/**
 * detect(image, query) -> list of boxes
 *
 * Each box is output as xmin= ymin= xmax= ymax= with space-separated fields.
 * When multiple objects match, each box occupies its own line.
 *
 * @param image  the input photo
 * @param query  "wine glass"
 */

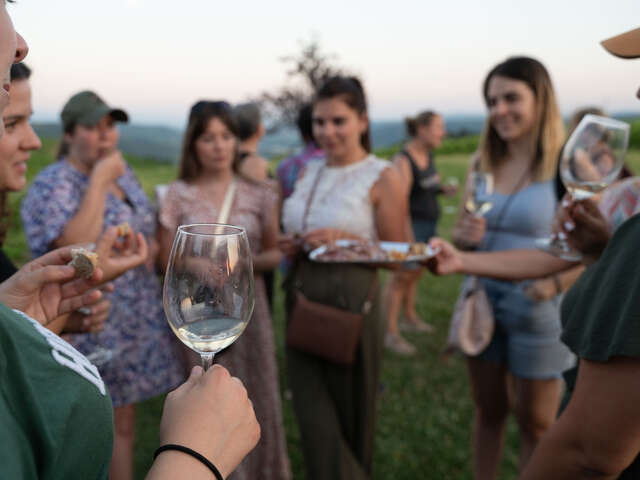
xmin=163 ymin=224 xmax=255 ymax=370
xmin=536 ymin=114 xmax=630 ymax=260
xmin=465 ymin=171 xmax=494 ymax=216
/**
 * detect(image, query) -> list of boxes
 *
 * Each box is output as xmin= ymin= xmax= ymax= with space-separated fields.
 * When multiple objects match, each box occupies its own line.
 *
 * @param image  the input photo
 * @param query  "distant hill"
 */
xmin=33 ymin=123 xmax=183 ymax=163
xmin=34 ymin=112 xmax=639 ymax=163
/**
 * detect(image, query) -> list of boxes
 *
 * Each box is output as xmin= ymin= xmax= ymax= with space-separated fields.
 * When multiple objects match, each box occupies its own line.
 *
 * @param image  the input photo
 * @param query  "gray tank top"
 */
xmin=480 ymin=180 xmax=557 ymax=253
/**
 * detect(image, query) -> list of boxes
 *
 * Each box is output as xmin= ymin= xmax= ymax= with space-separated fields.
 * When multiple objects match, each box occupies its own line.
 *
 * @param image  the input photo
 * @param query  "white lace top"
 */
xmin=282 ymin=155 xmax=390 ymax=241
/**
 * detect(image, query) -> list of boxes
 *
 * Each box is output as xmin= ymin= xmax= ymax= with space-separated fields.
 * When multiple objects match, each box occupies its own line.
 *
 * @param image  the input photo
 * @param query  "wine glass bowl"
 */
xmin=163 ymin=224 xmax=255 ymax=370
xmin=465 ymin=171 xmax=494 ymax=216
xmin=537 ymin=114 xmax=630 ymax=260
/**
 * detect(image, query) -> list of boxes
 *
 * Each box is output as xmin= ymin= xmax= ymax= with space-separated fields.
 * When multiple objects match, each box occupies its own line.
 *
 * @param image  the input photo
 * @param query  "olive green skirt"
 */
xmin=284 ymin=260 xmax=384 ymax=480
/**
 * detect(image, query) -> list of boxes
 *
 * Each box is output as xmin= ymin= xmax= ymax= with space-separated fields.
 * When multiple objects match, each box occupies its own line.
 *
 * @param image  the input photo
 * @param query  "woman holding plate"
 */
xmin=280 ymin=75 xmax=406 ymax=480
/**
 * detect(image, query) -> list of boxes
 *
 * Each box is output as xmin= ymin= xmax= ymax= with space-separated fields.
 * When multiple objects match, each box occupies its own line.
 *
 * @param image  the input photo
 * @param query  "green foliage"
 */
xmin=9 ymin=140 xmax=640 ymax=479
xmin=373 ymin=135 xmax=480 ymax=161
xmin=629 ymin=119 xmax=640 ymax=150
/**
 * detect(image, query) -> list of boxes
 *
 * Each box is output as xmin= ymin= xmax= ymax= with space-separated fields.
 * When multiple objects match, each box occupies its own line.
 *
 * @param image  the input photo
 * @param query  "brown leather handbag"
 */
xmin=284 ymin=164 xmax=378 ymax=365
xmin=286 ymin=280 xmax=377 ymax=365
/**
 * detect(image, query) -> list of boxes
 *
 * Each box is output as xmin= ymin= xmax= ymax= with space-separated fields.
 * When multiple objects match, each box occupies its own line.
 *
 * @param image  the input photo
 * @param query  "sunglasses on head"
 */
xmin=190 ymin=100 xmax=232 ymax=117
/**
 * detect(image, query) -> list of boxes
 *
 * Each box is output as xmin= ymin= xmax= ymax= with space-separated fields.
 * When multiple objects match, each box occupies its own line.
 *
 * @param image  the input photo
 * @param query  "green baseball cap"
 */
xmin=60 ymin=90 xmax=128 ymax=131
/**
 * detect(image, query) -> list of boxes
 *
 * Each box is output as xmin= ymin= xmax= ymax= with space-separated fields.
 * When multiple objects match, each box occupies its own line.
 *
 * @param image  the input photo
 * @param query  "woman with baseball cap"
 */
xmin=20 ymin=89 xmax=185 ymax=480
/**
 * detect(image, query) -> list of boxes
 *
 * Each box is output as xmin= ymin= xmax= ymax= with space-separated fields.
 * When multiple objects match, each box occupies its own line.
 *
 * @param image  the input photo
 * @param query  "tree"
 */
xmin=258 ymin=38 xmax=346 ymax=131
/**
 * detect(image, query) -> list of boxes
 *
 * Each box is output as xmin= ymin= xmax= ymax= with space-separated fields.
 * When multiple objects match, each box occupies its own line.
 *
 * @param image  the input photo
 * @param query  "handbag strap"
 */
xmin=302 ymin=165 xmax=325 ymax=231
xmin=217 ymin=177 xmax=237 ymax=224
xmin=480 ymin=165 xmax=531 ymax=252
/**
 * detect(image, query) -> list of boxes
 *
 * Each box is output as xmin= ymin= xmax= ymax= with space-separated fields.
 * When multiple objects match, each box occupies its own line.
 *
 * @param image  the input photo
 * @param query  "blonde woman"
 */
xmin=452 ymin=57 xmax=572 ymax=479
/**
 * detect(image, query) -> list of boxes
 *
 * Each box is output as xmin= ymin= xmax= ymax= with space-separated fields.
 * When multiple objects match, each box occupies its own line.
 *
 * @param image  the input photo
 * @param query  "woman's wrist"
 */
xmin=150 ymin=446 xmax=226 ymax=480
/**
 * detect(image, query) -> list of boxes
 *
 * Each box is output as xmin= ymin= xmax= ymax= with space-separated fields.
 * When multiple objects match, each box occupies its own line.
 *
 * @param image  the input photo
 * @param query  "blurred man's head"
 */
xmin=0 ymin=1 xmax=29 ymax=137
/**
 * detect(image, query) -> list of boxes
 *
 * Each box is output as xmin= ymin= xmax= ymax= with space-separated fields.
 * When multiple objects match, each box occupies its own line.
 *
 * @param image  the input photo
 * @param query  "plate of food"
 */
xmin=308 ymin=239 xmax=438 ymax=264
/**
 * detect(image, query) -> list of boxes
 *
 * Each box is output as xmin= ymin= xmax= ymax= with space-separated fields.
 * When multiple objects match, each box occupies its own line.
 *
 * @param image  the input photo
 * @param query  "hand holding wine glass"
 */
xmin=163 ymin=224 xmax=255 ymax=371
xmin=537 ymin=114 xmax=629 ymax=260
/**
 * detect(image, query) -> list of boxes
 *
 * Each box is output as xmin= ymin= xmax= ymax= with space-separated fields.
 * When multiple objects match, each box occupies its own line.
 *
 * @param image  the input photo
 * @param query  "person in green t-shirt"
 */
xmin=426 ymin=26 xmax=640 ymax=479
xmin=0 ymin=5 xmax=261 ymax=479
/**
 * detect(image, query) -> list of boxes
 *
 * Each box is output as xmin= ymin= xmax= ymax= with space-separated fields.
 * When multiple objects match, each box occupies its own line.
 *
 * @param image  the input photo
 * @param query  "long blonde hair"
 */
xmin=478 ymin=56 xmax=565 ymax=181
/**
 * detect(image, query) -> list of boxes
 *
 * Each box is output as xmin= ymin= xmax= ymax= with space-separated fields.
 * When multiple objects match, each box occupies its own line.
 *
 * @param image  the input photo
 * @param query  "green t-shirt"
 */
xmin=561 ymin=214 xmax=640 ymax=479
xmin=0 ymin=303 xmax=114 ymax=479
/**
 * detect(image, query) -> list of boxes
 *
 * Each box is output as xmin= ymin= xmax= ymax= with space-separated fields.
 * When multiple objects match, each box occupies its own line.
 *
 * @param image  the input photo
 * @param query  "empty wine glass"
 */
xmin=536 ymin=114 xmax=630 ymax=260
xmin=163 ymin=224 xmax=255 ymax=370
xmin=465 ymin=171 xmax=494 ymax=216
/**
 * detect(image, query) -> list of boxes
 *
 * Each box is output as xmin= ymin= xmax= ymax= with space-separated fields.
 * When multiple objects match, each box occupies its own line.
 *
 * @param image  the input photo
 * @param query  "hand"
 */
xmin=425 ymin=238 xmax=464 ymax=275
xmin=95 ymin=226 xmax=149 ymax=282
xmin=453 ymin=211 xmax=486 ymax=248
xmin=441 ymin=183 xmax=459 ymax=197
xmin=158 ymin=365 xmax=260 ymax=479
xmin=303 ymin=228 xmax=356 ymax=250
xmin=563 ymin=198 xmax=611 ymax=264
xmin=91 ymin=150 xmax=126 ymax=188
xmin=277 ymin=233 xmax=302 ymax=258
xmin=524 ymin=278 xmax=557 ymax=302
xmin=0 ymin=247 xmax=103 ymax=326
xmin=63 ymin=296 xmax=112 ymax=334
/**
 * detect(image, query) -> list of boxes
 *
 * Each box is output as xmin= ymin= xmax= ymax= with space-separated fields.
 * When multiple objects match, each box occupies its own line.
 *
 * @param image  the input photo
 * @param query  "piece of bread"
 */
xmin=116 ymin=222 xmax=131 ymax=237
xmin=69 ymin=248 xmax=99 ymax=279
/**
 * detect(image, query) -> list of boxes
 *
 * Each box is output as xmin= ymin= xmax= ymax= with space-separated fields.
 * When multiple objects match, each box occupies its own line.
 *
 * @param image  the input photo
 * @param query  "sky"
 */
xmin=8 ymin=0 xmax=640 ymax=127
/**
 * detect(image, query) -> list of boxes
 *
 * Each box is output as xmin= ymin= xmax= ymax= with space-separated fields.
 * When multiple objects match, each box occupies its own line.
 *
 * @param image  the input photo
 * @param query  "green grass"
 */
xmin=8 ymin=139 xmax=640 ymax=479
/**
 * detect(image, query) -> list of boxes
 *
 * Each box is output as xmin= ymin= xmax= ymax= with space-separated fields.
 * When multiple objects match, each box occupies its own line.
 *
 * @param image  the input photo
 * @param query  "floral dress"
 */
xmin=159 ymin=177 xmax=291 ymax=480
xmin=20 ymin=159 xmax=184 ymax=407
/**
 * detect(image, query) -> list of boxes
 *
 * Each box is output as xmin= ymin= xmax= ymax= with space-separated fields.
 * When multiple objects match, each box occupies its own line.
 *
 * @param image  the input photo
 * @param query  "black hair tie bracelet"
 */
xmin=154 ymin=444 xmax=224 ymax=480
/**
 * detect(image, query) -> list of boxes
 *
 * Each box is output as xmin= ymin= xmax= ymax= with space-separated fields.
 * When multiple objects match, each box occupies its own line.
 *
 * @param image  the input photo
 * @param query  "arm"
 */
xmin=53 ymin=151 xmax=126 ymax=247
xmin=427 ymin=238 xmax=575 ymax=280
xmin=145 ymin=365 xmax=260 ymax=480
xmin=521 ymin=357 xmax=640 ymax=479
xmin=372 ymin=166 xmax=409 ymax=242
xmin=525 ymin=265 xmax=586 ymax=301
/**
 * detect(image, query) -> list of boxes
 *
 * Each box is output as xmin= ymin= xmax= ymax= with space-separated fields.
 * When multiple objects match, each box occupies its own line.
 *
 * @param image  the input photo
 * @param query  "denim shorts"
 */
xmin=473 ymin=277 xmax=576 ymax=380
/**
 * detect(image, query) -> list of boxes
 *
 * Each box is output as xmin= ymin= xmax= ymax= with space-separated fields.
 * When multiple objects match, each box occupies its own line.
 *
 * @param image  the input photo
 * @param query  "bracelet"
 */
xmin=552 ymin=274 xmax=562 ymax=295
xmin=154 ymin=444 xmax=223 ymax=480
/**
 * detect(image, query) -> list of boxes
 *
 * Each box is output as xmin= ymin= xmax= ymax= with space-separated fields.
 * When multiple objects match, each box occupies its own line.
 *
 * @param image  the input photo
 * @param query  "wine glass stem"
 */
xmin=201 ymin=353 xmax=215 ymax=371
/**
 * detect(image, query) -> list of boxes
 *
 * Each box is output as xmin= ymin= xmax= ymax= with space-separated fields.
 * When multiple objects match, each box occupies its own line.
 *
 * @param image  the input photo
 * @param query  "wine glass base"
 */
xmin=535 ymin=238 xmax=583 ymax=262
xmin=86 ymin=347 xmax=114 ymax=367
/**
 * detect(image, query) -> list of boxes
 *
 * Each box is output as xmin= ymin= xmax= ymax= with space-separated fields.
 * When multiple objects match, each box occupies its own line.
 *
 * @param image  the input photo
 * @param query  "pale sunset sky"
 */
xmin=8 ymin=0 xmax=640 ymax=127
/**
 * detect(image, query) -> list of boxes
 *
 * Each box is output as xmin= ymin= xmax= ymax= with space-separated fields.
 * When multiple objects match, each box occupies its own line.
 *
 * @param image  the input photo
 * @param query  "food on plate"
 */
xmin=314 ymin=240 xmax=386 ymax=262
xmin=69 ymin=248 xmax=99 ymax=278
xmin=409 ymin=242 xmax=429 ymax=256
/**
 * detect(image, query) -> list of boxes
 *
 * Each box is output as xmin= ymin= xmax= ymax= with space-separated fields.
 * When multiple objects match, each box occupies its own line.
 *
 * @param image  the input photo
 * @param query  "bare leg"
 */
xmin=402 ymin=270 xmax=422 ymax=320
xmin=384 ymin=273 xmax=405 ymax=335
xmin=110 ymin=404 xmax=135 ymax=480
xmin=467 ymin=357 xmax=510 ymax=480
xmin=512 ymin=376 xmax=563 ymax=471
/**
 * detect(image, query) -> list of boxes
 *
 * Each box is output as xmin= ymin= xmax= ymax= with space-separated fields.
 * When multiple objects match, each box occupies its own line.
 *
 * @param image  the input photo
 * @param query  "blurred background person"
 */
xmin=451 ymin=56 xmax=572 ymax=479
xmin=20 ymin=90 xmax=184 ymax=480
xmin=384 ymin=110 xmax=456 ymax=355
xmin=276 ymin=103 xmax=324 ymax=201
xmin=280 ymin=75 xmax=406 ymax=480
xmin=157 ymin=100 xmax=290 ymax=480
xmin=233 ymin=101 xmax=277 ymax=311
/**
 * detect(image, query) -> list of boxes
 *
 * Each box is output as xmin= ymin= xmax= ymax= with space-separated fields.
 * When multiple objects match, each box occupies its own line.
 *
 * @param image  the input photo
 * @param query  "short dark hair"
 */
xmin=10 ymin=62 xmax=30 ymax=81
xmin=297 ymin=103 xmax=314 ymax=144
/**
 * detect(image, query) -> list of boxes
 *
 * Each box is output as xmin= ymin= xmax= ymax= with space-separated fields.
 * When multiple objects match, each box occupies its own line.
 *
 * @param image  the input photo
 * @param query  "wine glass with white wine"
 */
xmin=163 ymin=224 xmax=255 ymax=370
xmin=465 ymin=171 xmax=494 ymax=216
xmin=536 ymin=114 xmax=630 ymax=260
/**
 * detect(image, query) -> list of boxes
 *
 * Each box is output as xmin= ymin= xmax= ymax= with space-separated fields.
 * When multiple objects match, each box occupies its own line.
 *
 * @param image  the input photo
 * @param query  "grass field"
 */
xmin=8 ymin=140 xmax=640 ymax=479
